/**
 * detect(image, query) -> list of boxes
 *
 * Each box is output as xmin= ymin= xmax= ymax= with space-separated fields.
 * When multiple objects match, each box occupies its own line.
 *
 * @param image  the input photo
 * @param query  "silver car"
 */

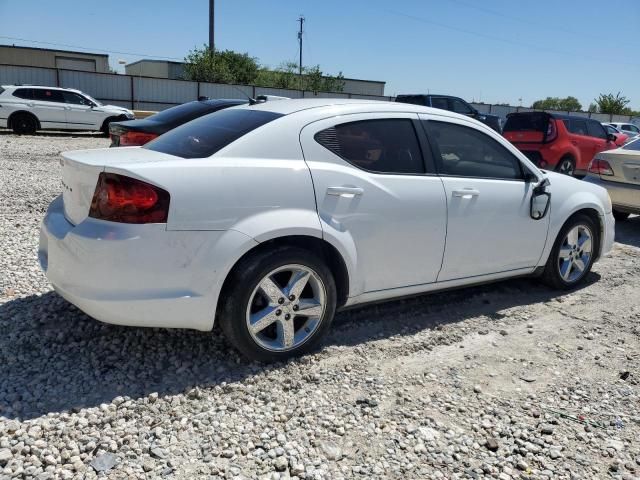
xmin=584 ymin=138 xmax=640 ymax=220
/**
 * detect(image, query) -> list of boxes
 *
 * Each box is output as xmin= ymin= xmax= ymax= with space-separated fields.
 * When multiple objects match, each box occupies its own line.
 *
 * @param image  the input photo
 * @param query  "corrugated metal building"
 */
xmin=0 ymin=45 xmax=110 ymax=73
xmin=126 ymin=59 xmax=385 ymax=96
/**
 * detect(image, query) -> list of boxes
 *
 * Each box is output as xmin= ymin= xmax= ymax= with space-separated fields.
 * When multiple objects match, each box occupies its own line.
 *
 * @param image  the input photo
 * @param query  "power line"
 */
xmin=0 ymin=36 xmax=184 ymax=61
xmin=383 ymin=9 xmax=640 ymax=70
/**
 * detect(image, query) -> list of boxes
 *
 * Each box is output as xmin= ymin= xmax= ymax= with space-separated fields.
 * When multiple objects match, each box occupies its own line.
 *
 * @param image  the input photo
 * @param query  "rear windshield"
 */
xmin=144 ymin=108 xmax=283 ymax=158
xmin=503 ymin=113 xmax=548 ymax=132
xmin=623 ymin=139 xmax=640 ymax=151
xmin=149 ymin=101 xmax=220 ymax=124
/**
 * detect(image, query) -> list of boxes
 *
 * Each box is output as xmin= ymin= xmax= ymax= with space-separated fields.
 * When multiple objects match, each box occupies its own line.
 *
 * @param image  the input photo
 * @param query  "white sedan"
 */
xmin=39 ymin=99 xmax=615 ymax=361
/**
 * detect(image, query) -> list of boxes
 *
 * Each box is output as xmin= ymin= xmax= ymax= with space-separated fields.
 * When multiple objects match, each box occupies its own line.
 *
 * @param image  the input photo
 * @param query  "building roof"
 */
xmin=0 ymin=44 xmax=109 ymax=58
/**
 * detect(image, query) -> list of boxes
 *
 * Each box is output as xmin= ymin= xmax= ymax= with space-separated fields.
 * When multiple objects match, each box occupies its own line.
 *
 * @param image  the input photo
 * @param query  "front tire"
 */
xmin=11 ymin=113 xmax=38 ymax=135
xmin=555 ymin=156 xmax=575 ymax=176
xmin=541 ymin=214 xmax=598 ymax=290
xmin=219 ymin=247 xmax=337 ymax=362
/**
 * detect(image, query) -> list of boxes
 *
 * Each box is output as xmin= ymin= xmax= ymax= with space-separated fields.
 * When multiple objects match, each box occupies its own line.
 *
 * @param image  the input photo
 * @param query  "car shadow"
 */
xmin=0 ymin=273 xmax=599 ymax=420
xmin=0 ymin=129 xmax=104 ymax=138
xmin=615 ymin=215 xmax=640 ymax=248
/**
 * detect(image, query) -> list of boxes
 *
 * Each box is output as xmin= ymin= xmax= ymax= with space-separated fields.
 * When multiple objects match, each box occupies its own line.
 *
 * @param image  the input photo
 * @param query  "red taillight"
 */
xmin=545 ymin=120 xmax=557 ymax=142
xmin=588 ymin=159 xmax=614 ymax=176
xmin=118 ymin=131 xmax=158 ymax=146
xmin=89 ymin=173 xmax=170 ymax=223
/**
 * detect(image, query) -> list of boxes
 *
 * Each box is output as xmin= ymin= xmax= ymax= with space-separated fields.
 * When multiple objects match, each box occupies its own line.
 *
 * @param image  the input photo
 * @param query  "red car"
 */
xmin=603 ymin=124 xmax=629 ymax=147
xmin=503 ymin=112 xmax=617 ymax=176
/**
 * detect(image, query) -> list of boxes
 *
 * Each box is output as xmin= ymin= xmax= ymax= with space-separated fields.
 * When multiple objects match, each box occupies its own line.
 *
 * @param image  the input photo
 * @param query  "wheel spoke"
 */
xmin=249 ymin=307 xmax=279 ymax=334
xmin=578 ymin=235 xmax=592 ymax=253
xmin=286 ymin=270 xmax=310 ymax=299
xmin=259 ymin=276 xmax=285 ymax=304
xmin=559 ymin=259 xmax=573 ymax=280
xmin=566 ymin=227 xmax=579 ymax=247
xmin=559 ymin=246 xmax=573 ymax=260
xmin=277 ymin=319 xmax=295 ymax=348
xmin=573 ymin=258 xmax=586 ymax=272
xmin=296 ymin=299 xmax=323 ymax=317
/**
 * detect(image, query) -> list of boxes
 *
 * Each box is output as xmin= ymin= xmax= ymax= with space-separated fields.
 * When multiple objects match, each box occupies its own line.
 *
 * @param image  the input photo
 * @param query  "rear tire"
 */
xmin=555 ymin=156 xmax=575 ymax=176
xmin=219 ymin=247 xmax=337 ymax=362
xmin=613 ymin=210 xmax=630 ymax=221
xmin=11 ymin=113 xmax=37 ymax=135
xmin=541 ymin=214 xmax=598 ymax=290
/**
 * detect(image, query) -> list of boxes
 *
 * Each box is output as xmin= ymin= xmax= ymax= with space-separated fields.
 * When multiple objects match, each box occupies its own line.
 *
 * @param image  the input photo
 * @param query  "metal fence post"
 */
xmin=130 ymin=75 xmax=134 ymax=110
xmin=55 ymin=68 xmax=60 ymax=87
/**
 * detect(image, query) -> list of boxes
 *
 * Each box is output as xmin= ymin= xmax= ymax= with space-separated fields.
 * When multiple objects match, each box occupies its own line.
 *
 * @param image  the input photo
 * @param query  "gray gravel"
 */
xmin=1 ymin=132 xmax=639 ymax=479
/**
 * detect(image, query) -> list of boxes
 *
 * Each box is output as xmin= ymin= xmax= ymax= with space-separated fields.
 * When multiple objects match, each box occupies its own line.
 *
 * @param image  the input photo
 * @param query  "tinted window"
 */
xmin=503 ymin=113 xmax=548 ymax=132
xmin=145 ymin=109 xmax=283 ymax=159
xmin=315 ymin=119 xmax=426 ymax=174
xmin=431 ymin=97 xmax=449 ymax=110
xmin=149 ymin=101 xmax=240 ymax=125
xmin=62 ymin=91 xmax=92 ymax=106
xmin=451 ymin=99 xmax=473 ymax=114
xmin=12 ymin=88 xmax=33 ymax=99
xmin=396 ymin=95 xmax=426 ymax=106
xmin=33 ymin=89 xmax=64 ymax=103
xmin=623 ymin=139 xmax=640 ymax=151
xmin=565 ymin=119 xmax=588 ymax=136
xmin=586 ymin=121 xmax=607 ymax=140
xmin=604 ymin=125 xmax=617 ymax=134
xmin=427 ymin=121 xmax=522 ymax=180
xmin=625 ymin=124 xmax=640 ymax=133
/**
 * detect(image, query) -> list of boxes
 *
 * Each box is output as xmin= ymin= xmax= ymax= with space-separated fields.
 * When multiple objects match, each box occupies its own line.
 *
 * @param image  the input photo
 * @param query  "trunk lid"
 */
xmin=60 ymin=147 xmax=177 ymax=225
xmin=597 ymin=149 xmax=640 ymax=185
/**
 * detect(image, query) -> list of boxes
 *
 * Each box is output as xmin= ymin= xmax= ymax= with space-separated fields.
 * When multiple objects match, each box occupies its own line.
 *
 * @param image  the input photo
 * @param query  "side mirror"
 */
xmin=607 ymin=133 xmax=617 ymax=142
xmin=530 ymin=178 xmax=551 ymax=220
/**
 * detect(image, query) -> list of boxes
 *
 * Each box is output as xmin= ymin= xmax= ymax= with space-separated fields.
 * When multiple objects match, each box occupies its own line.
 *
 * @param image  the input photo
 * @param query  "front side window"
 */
xmin=586 ymin=121 xmax=607 ymax=140
xmin=426 ymin=121 xmax=522 ymax=180
xmin=430 ymin=97 xmax=449 ymax=110
xmin=314 ymin=119 xmax=426 ymax=174
xmin=33 ymin=89 xmax=64 ymax=103
xmin=62 ymin=91 xmax=92 ymax=106
xmin=624 ymin=124 xmax=640 ymax=133
xmin=451 ymin=99 xmax=473 ymax=115
xmin=145 ymin=108 xmax=283 ymax=159
xmin=604 ymin=125 xmax=617 ymax=134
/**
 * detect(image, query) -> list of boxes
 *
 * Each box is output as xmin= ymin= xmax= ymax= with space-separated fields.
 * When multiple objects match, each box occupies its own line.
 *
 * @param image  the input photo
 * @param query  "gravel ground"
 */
xmin=0 ymin=132 xmax=639 ymax=480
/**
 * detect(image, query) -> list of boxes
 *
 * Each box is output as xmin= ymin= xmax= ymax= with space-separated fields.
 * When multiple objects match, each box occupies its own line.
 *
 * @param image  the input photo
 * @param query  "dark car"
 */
xmin=395 ymin=94 xmax=502 ymax=132
xmin=109 ymin=99 xmax=247 ymax=147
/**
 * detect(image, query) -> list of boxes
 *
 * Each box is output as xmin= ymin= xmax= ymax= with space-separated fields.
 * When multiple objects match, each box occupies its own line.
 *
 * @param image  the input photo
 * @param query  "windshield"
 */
xmin=144 ymin=108 xmax=283 ymax=159
xmin=148 ymin=101 xmax=220 ymax=124
xmin=623 ymin=138 xmax=640 ymax=151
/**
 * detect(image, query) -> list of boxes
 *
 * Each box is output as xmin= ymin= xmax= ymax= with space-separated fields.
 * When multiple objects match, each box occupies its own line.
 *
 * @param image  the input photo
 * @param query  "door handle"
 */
xmin=327 ymin=186 xmax=364 ymax=197
xmin=452 ymin=188 xmax=480 ymax=198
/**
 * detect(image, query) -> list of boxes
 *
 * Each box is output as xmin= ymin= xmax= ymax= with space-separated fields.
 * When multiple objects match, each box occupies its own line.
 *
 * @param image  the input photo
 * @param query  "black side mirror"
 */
xmin=531 ymin=178 xmax=551 ymax=220
xmin=607 ymin=133 xmax=617 ymax=142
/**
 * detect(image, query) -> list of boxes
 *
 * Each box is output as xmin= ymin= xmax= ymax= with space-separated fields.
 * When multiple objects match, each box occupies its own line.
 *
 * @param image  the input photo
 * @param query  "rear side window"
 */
xmin=314 ymin=119 xmax=426 ymax=174
xmin=430 ymin=97 xmax=449 ymax=110
xmin=395 ymin=95 xmax=426 ymax=106
xmin=426 ymin=121 xmax=522 ymax=180
xmin=503 ymin=113 xmax=548 ymax=132
xmin=33 ymin=89 xmax=64 ymax=103
xmin=12 ymin=88 xmax=33 ymax=99
xmin=586 ymin=121 xmax=607 ymax=140
xmin=564 ymin=119 xmax=588 ymax=136
xmin=145 ymin=108 xmax=283 ymax=159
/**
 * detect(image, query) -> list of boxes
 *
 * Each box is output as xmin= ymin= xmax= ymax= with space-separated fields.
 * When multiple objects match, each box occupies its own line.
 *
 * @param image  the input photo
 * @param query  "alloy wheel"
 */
xmin=246 ymin=264 xmax=326 ymax=352
xmin=557 ymin=224 xmax=593 ymax=283
xmin=558 ymin=159 xmax=574 ymax=176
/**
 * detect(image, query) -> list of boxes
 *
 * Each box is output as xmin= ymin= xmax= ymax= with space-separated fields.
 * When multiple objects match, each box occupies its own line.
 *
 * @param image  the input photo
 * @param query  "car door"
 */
xmin=300 ymin=113 xmax=447 ymax=295
xmin=31 ymin=88 xmax=67 ymax=128
xmin=586 ymin=120 xmax=615 ymax=167
xmin=564 ymin=118 xmax=593 ymax=168
xmin=420 ymin=115 xmax=549 ymax=281
xmin=61 ymin=91 xmax=99 ymax=130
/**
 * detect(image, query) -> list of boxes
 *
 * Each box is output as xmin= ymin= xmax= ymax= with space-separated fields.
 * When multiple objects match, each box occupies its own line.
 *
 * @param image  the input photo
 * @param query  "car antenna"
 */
xmin=224 ymin=84 xmax=258 ymax=105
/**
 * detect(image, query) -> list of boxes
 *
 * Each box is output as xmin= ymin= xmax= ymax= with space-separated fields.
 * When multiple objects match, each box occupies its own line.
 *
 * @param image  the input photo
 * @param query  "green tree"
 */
xmin=594 ymin=92 xmax=630 ymax=115
xmin=183 ymin=46 xmax=258 ymax=84
xmin=532 ymin=96 xmax=581 ymax=112
xmin=255 ymin=61 xmax=345 ymax=93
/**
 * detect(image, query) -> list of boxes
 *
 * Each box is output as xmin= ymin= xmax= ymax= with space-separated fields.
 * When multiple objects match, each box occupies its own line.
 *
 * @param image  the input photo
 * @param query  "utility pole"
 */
xmin=298 ymin=15 xmax=305 ymax=90
xmin=209 ymin=0 xmax=215 ymax=53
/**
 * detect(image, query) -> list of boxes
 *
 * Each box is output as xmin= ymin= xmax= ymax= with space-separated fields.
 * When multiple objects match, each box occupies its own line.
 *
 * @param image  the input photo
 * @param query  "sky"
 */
xmin=0 ymin=0 xmax=638 ymax=110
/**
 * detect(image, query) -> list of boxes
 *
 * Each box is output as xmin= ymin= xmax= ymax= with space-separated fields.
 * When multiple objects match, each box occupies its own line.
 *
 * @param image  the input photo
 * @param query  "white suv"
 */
xmin=0 ymin=85 xmax=134 ymax=135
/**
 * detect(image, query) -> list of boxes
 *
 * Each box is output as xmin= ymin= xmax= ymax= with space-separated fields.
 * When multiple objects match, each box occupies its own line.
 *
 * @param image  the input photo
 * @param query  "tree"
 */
xmin=531 ymin=96 xmax=581 ymax=112
xmin=255 ymin=62 xmax=345 ymax=93
xmin=594 ymin=92 xmax=630 ymax=115
xmin=183 ymin=45 xmax=259 ymax=84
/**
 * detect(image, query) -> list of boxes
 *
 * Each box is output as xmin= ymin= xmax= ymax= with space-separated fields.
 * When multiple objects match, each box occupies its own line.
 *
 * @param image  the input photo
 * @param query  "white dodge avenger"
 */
xmin=39 ymin=99 xmax=615 ymax=361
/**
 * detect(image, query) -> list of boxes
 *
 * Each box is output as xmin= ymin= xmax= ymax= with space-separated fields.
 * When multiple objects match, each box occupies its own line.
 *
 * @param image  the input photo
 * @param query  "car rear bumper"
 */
xmin=583 ymin=175 xmax=640 ymax=214
xmin=38 ymin=195 xmax=246 ymax=331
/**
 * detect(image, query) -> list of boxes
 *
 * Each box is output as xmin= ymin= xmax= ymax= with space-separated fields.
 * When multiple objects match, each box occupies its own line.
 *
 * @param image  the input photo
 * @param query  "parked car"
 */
xmin=602 ymin=124 xmax=629 ymax=146
xmin=503 ymin=112 xmax=617 ymax=176
xmin=109 ymin=99 xmax=247 ymax=147
xmin=0 ymin=85 xmax=134 ymax=135
xmin=584 ymin=138 xmax=640 ymax=221
xmin=395 ymin=94 xmax=502 ymax=132
xmin=39 ymin=99 xmax=614 ymax=361
xmin=609 ymin=122 xmax=640 ymax=141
